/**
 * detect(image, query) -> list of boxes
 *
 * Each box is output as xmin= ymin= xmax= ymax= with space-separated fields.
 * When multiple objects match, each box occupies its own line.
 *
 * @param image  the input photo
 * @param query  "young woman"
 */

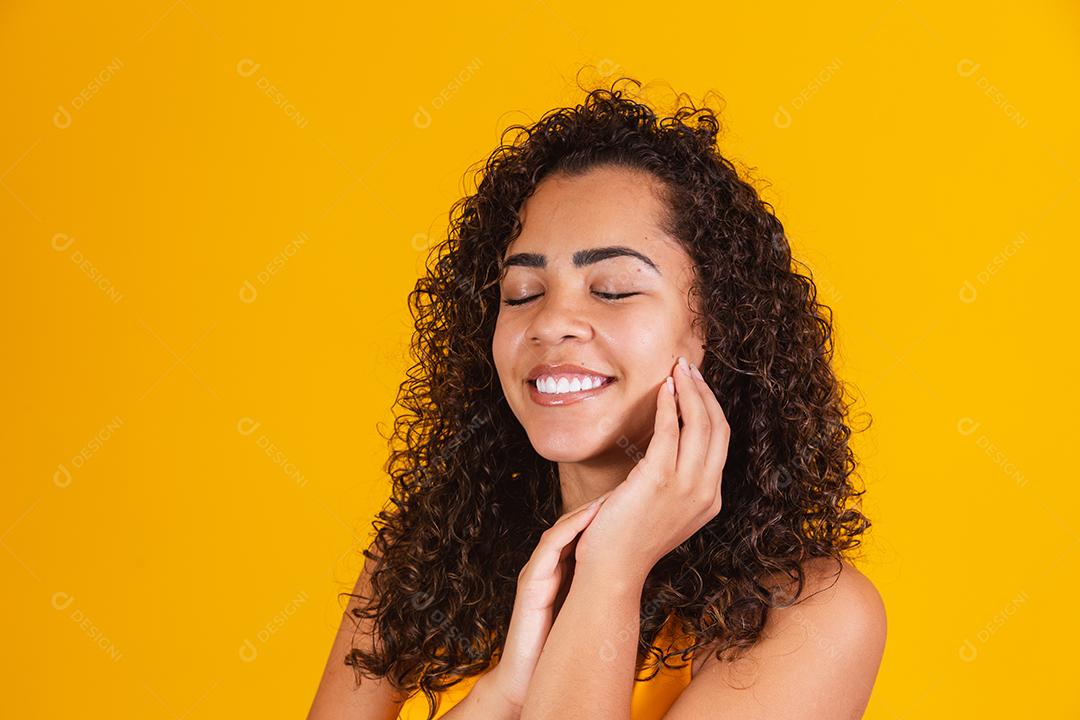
xmin=308 ymin=76 xmax=887 ymax=720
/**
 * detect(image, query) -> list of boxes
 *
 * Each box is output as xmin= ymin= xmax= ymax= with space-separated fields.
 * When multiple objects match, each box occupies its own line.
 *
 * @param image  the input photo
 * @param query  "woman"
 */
xmin=308 ymin=75 xmax=886 ymax=720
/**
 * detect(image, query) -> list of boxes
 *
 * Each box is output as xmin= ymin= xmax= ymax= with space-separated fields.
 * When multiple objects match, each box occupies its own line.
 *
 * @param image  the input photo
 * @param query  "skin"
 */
xmin=485 ymin=164 xmax=716 ymax=716
xmin=491 ymin=164 xmax=708 ymax=517
xmin=517 ymin=344 xmax=731 ymax=720
xmin=309 ymin=163 xmax=886 ymax=719
xmin=488 ymin=164 xmax=885 ymax=719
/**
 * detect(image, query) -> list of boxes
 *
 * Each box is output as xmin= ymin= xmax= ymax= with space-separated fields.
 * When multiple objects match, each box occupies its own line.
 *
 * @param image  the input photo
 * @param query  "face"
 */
xmin=491 ymin=164 xmax=707 ymax=464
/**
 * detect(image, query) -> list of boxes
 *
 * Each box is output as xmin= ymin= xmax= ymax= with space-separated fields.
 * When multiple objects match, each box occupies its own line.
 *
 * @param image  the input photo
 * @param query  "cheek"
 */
xmin=491 ymin=325 xmax=507 ymax=369
xmin=612 ymin=308 xmax=675 ymax=348
xmin=649 ymin=300 xmax=700 ymax=345
xmin=491 ymin=321 xmax=518 ymax=382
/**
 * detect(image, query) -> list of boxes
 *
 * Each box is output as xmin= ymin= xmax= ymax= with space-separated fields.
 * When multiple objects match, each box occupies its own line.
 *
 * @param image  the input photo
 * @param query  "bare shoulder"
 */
xmin=691 ymin=558 xmax=887 ymax=678
xmin=667 ymin=558 xmax=886 ymax=718
xmin=307 ymin=551 xmax=408 ymax=720
xmin=772 ymin=557 xmax=886 ymax=625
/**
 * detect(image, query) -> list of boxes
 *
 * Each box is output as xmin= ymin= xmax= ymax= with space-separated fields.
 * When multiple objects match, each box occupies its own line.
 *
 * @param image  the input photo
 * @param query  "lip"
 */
xmin=527 ymin=375 xmax=617 ymax=407
xmin=526 ymin=363 xmax=615 ymax=382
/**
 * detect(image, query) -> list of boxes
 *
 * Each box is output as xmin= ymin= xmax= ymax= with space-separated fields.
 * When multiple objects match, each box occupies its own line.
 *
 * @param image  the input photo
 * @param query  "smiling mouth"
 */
xmin=526 ymin=376 xmax=617 ymax=406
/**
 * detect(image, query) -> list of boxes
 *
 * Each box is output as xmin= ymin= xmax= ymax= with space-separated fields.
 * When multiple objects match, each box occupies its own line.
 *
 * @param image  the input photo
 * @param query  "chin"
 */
xmin=524 ymin=421 xmax=625 ymax=463
xmin=525 ymin=431 xmax=600 ymax=462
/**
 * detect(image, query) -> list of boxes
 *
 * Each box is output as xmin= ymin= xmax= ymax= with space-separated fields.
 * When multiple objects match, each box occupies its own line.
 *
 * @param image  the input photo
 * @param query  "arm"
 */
xmin=515 ymin=362 xmax=725 ymax=719
xmin=519 ymin=557 xmax=886 ymax=720
xmin=519 ymin=561 xmax=646 ymax=720
xmin=310 ymin=491 xmax=603 ymax=720
xmin=439 ymin=670 xmax=522 ymax=720
xmin=306 ymin=553 xmax=406 ymax=720
xmin=306 ymin=550 xmax=525 ymax=720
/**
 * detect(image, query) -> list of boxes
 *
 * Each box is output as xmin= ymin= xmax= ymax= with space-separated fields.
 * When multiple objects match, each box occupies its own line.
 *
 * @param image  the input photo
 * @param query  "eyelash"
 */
xmin=502 ymin=291 xmax=639 ymax=306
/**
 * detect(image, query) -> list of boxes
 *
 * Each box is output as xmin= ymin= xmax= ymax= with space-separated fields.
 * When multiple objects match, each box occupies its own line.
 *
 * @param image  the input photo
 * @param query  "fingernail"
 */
xmin=678 ymin=356 xmax=691 ymax=375
xmin=690 ymin=363 xmax=703 ymax=380
xmin=665 ymin=376 xmax=675 ymax=394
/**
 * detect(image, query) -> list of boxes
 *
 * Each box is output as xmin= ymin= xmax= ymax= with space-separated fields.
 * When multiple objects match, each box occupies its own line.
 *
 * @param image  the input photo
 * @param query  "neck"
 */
xmin=556 ymin=446 xmax=639 ymax=515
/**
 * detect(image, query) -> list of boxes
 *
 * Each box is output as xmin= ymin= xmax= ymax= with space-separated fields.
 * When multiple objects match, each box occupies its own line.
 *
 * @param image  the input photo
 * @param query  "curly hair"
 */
xmin=341 ymin=71 xmax=872 ymax=719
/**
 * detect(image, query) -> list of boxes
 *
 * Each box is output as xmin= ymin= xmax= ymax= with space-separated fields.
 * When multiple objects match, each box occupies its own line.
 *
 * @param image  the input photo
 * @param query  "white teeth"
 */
xmin=534 ymin=375 xmax=609 ymax=395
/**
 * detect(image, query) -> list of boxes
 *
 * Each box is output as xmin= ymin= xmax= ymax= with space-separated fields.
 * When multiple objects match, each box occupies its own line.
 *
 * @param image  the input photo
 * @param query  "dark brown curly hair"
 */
xmin=342 ymin=72 xmax=872 ymax=719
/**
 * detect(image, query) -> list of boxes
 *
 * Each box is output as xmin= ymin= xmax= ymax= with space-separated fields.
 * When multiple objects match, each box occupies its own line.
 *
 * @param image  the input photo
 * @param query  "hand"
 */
xmin=487 ymin=491 xmax=612 ymax=710
xmin=574 ymin=356 xmax=731 ymax=581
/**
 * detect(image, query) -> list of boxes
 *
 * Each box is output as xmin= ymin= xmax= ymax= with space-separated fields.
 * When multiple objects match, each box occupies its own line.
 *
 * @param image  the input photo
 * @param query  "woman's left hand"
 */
xmin=574 ymin=356 xmax=731 ymax=582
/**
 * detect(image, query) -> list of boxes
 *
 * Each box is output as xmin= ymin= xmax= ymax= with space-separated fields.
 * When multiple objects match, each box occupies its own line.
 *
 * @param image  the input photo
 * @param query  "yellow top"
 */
xmin=396 ymin=614 xmax=694 ymax=720
xmin=629 ymin=614 xmax=696 ymax=720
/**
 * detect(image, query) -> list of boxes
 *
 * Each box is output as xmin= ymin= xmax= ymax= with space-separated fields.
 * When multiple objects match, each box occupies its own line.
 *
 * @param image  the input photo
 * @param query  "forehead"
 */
xmin=503 ymin=165 xmax=689 ymax=272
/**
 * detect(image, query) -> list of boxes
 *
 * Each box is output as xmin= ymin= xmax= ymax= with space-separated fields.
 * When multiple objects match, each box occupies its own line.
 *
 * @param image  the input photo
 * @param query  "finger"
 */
xmin=557 ymin=534 xmax=579 ymax=563
xmin=689 ymin=362 xmax=731 ymax=491
xmin=639 ymin=374 xmax=679 ymax=482
xmin=554 ymin=489 xmax=612 ymax=523
xmin=555 ymin=509 xmax=596 ymax=562
xmin=532 ymin=500 xmax=603 ymax=576
xmin=673 ymin=357 xmax=710 ymax=480
xmin=553 ymin=557 xmax=575 ymax=616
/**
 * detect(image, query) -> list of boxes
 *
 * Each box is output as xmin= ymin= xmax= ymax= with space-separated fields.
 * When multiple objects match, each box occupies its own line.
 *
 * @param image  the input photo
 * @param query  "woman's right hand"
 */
xmin=485 ymin=492 xmax=611 ymax=712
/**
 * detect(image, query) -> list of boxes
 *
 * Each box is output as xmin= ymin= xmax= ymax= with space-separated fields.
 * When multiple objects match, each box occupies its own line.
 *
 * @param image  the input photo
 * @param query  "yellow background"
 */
xmin=3 ymin=1 xmax=1077 ymax=717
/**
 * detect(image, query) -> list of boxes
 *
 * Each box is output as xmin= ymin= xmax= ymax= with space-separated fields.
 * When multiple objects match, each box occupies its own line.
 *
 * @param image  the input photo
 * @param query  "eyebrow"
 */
xmin=499 ymin=245 xmax=662 ymax=276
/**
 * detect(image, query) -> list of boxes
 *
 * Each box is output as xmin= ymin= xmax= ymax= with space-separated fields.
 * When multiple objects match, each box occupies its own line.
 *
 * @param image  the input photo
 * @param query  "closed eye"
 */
xmin=502 ymin=291 xmax=640 ymax=306
xmin=594 ymin=291 xmax=639 ymax=302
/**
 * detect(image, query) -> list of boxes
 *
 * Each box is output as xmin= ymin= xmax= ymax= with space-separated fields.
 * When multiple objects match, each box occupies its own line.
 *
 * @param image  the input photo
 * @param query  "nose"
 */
xmin=525 ymin=287 xmax=594 ymax=347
